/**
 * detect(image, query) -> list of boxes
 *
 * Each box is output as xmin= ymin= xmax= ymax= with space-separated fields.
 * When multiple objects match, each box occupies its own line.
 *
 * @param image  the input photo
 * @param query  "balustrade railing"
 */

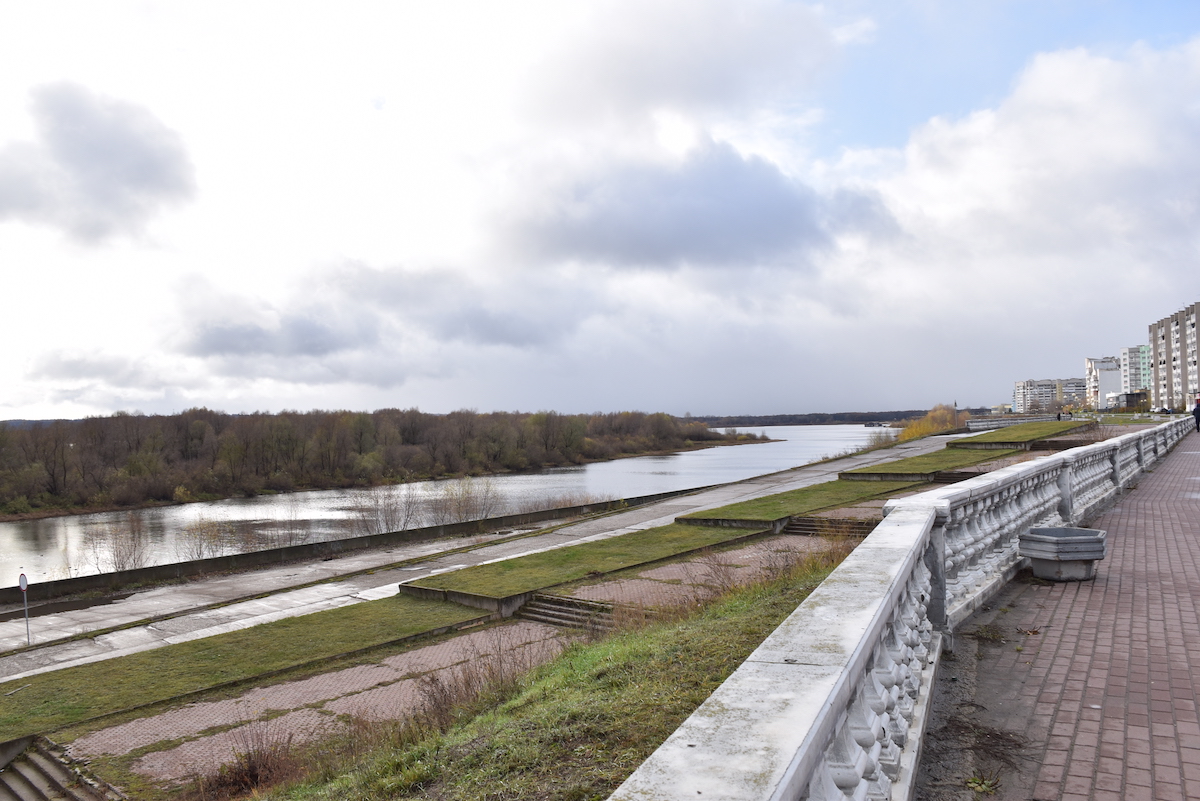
xmin=610 ymin=417 xmax=1194 ymax=801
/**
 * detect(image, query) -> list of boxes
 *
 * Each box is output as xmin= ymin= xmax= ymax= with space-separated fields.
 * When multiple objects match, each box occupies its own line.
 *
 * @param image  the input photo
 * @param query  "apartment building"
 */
xmin=1085 ymin=357 xmax=1122 ymax=410
xmin=1119 ymin=345 xmax=1152 ymax=394
xmin=1149 ymin=303 xmax=1200 ymax=409
xmin=1013 ymin=377 xmax=1086 ymax=413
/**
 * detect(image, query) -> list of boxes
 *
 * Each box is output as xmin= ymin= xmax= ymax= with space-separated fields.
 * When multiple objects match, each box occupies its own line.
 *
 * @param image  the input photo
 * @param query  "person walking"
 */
xmin=1193 ymin=397 xmax=1200 ymax=433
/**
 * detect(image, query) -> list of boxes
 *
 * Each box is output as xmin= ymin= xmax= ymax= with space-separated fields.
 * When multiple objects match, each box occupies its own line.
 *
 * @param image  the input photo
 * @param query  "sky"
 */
xmin=3 ymin=0 xmax=1200 ymax=419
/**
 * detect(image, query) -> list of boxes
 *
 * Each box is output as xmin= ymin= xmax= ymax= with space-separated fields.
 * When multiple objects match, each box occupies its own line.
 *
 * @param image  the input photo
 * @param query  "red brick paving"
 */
xmin=963 ymin=431 xmax=1200 ymax=801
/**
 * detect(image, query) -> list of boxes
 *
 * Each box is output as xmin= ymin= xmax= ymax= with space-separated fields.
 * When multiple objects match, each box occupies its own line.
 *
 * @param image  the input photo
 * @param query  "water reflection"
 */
xmin=0 ymin=425 xmax=885 ymax=586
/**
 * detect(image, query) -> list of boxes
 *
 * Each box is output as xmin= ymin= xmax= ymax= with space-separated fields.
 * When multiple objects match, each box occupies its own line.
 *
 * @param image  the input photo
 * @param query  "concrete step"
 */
xmin=0 ymin=775 xmax=23 ymax=801
xmin=783 ymin=517 xmax=878 ymax=538
xmin=4 ymin=758 xmax=66 ymax=801
xmin=516 ymin=594 xmax=615 ymax=631
xmin=0 ymin=740 xmax=120 ymax=801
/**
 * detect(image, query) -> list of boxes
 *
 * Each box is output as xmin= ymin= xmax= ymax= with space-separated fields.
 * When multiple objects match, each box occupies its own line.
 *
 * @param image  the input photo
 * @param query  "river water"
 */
xmin=0 ymin=425 xmax=888 ymax=587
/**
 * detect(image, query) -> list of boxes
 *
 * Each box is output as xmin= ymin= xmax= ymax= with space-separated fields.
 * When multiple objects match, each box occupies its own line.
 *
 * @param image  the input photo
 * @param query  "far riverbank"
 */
xmin=0 ymin=426 xmax=882 ymax=583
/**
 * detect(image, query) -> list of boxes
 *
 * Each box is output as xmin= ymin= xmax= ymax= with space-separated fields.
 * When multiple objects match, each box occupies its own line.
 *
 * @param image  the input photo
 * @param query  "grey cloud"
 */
xmin=0 ymin=83 xmax=194 ymax=241
xmin=338 ymin=265 xmax=600 ymax=347
xmin=182 ymin=310 xmax=379 ymax=358
xmin=823 ymin=188 xmax=901 ymax=240
xmin=171 ymin=262 xmax=608 ymax=390
xmin=502 ymin=142 xmax=894 ymax=267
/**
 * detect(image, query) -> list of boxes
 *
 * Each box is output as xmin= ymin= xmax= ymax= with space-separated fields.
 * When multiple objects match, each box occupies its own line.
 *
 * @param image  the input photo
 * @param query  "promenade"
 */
xmin=918 ymin=429 xmax=1200 ymax=801
xmin=0 ymin=433 xmax=956 ymax=681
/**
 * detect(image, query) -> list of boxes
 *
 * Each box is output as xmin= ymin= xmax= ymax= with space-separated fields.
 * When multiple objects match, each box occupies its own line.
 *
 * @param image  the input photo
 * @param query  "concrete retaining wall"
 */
xmin=398 ymin=527 xmax=776 ymax=618
xmin=965 ymin=415 xmax=1058 ymax=431
xmin=0 ymin=736 xmax=31 ymax=771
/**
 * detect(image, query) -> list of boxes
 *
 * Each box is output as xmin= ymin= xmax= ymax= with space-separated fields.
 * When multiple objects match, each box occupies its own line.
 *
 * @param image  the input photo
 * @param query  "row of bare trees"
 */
xmin=0 ymin=408 xmax=744 ymax=515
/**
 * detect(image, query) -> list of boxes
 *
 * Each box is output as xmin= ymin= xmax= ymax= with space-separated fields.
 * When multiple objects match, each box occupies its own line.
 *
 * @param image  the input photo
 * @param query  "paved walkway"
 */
xmin=917 ymin=430 xmax=1200 ymax=801
xmin=64 ymin=535 xmax=825 ymax=786
xmin=0 ymin=434 xmax=957 ymax=682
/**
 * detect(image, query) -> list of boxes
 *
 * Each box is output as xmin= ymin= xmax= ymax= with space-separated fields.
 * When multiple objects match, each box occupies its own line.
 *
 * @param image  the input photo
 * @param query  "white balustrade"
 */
xmin=610 ymin=418 xmax=1193 ymax=801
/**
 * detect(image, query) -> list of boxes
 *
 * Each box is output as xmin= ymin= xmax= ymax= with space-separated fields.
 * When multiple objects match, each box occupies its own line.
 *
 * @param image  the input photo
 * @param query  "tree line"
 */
xmin=0 ymin=408 xmax=754 ymax=515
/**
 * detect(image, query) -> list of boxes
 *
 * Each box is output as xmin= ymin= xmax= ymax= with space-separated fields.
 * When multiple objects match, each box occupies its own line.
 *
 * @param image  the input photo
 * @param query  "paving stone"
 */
xmin=929 ymin=431 xmax=1200 ymax=801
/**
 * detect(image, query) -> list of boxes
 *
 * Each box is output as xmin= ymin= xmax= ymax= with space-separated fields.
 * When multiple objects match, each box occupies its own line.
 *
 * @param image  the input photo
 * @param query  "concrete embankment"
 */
xmin=0 ymin=433 xmax=959 ymax=681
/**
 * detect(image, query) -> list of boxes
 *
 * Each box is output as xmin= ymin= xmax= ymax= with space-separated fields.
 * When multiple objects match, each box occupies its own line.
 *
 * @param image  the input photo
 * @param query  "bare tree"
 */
xmin=350 ymin=483 xmax=422 ymax=536
xmin=175 ymin=515 xmax=232 ymax=561
xmin=82 ymin=511 xmax=152 ymax=572
xmin=427 ymin=477 xmax=505 ymax=526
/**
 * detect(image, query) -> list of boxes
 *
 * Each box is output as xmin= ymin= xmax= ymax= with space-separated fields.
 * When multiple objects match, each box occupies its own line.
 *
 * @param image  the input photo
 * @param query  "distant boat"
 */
xmin=864 ymin=422 xmax=882 ymax=427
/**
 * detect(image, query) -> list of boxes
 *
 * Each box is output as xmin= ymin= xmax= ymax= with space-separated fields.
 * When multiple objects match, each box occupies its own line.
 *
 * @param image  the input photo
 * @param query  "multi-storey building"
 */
xmin=1149 ymin=303 xmax=1200 ymax=409
xmin=1013 ymin=378 xmax=1086 ymax=413
xmin=1119 ymin=345 xmax=1152 ymax=394
xmin=1085 ymin=357 xmax=1122 ymax=410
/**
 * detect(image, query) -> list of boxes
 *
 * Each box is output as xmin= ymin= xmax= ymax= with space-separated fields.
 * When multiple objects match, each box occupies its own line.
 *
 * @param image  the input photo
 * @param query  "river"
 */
xmin=0 ymin=425 xmax=889 ymax=587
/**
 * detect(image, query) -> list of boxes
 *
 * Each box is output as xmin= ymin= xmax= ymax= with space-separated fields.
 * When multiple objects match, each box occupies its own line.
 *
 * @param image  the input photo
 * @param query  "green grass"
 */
xmin=0 ymin=596 xmax=482 ymax=741
xmin=678 ymin=479 xmax=925 ymax=522
xmin=410 ymin=523 xmax=762 ymax=598
xmin=843 ymin=448 xmax=1019 ymax=475
xmin=266 ymin=550 xmax=848 ymax=801
xmin=950 ymin=421 xmax=1088 ymax=444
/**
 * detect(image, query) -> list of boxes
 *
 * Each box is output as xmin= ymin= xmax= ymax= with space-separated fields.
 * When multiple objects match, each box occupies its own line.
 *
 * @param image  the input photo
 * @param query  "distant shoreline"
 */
xmin=695 ymin=410 xmax=987 ymax=427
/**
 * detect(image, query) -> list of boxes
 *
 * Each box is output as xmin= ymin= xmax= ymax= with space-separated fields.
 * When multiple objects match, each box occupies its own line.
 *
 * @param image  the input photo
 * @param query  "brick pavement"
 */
xmin=919 ymin=431 xmax=1200 ymax=801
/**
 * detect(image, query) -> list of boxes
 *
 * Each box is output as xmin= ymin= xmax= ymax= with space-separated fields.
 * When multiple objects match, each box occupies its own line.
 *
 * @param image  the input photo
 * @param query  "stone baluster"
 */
xmin=806 ymin=760 xmax=868 ymax=801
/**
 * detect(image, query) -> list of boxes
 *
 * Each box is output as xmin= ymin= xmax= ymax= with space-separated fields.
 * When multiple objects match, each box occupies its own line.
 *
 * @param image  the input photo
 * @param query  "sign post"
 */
xmin=18 ymin=573 xmax=29 ymax=646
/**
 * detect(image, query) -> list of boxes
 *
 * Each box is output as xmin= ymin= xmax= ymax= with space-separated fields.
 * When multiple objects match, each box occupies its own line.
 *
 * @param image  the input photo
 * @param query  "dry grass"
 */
xmin=183 ymin=713 xmax=303 ymax=800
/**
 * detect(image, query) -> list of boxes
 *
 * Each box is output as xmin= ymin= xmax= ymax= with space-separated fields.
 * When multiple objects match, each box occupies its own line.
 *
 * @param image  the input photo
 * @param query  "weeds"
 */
xmin=185 ymin=711 xmax=303 ymax=800
xmin=968 ymin=624 xmax=1005 ymax=643
xmin=966 ymin=770 xmax=1001 ymax=794
xmin=412 ymin=631 xmax=561 ymax=732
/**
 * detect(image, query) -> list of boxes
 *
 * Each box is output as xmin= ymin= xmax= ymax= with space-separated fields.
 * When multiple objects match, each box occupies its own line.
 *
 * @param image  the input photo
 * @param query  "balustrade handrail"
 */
xmin=609 ymin=418 xmax=1194 ymax=801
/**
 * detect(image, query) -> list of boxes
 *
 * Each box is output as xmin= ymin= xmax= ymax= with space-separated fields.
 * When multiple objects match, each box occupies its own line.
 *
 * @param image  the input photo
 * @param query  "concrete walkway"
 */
xmin=0 ymin=434 xmax=958 ymax=682
xmin=917 ymin=430 xmax=1200 ymax=801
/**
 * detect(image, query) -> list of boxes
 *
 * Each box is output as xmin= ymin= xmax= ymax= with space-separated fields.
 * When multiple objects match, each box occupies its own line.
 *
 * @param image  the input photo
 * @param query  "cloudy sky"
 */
xmin=3 ymin=0 xmax=1200 ymax=419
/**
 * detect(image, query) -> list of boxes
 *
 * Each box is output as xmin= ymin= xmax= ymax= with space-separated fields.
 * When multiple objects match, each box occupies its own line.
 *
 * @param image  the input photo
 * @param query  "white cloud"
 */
xmin=530 ymin=0 xmax=834 ymax=128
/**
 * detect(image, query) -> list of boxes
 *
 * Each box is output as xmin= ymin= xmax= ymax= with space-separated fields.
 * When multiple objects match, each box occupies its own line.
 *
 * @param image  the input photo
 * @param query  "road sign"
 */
xmin=18 ymin=573 xmax=29 ymax=645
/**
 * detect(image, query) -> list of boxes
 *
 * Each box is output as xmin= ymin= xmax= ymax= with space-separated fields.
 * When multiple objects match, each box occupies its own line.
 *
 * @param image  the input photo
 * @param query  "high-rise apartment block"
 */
xmin=1013 ymin=378 xmax=1085 ymax=413
xmin=1119 ymin=345 xmax=1152 ymax=394
xmin=1149 ymin=303 xmax=1200 ymax=409
xmin=1085 ymin=356 xmax=1122 ymax=409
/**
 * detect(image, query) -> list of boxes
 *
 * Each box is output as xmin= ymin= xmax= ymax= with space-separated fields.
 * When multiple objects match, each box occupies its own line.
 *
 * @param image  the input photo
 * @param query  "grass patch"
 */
xmin=259 ymin=545 xmax=851 ymax=801
xmin=410 ymin=523 xmax=762 ymax=598
xmin=679 ymin=479 xmax=925 ymax=522
xmin=0 ymin=596 xmax=481 ymax=741
xmin=949 ymin=421 xmax=1088 ymax=445
xmin=843 ymin=448 xmax=1018 ymax=475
